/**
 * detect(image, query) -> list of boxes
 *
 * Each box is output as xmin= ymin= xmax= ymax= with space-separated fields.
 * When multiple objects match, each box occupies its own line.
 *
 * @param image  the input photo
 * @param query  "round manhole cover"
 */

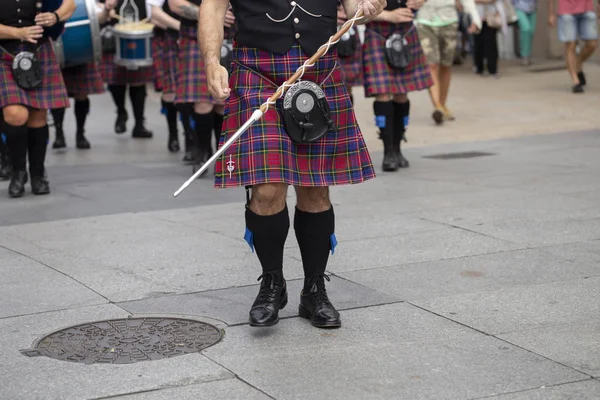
xmin=32 ymin=317 xmax=223 ymax=365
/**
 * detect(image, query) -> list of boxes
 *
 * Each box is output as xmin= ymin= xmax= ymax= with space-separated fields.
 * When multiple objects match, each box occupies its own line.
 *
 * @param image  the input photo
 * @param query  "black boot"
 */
xmin=373 ymin=101 xmax=398 ymax=172
xmin=28 ymin=126 xmax=50 ymax=195
xmin=212 ymin=112 xmax=224 ymax=154
xmin=130 ymin=85 xmax=153 ymax=138
xmin=4 ymin=121 xmax=28 ymax=198
xmin=108 ymin=85 xmax=127 ymax=134
xmin=178 ymin=104 xmax=195 ymax=163
xmin=0 ymin=135 xmax=12 ymax=181
xmin=245 ymin=205 xmax=290 ymax=327
xmin=50 ymin=108 xmax=66 ymax=149
xmin=393 ymin=100 xmax=410 ymax=168
xmin=192 ymin=111 xmax=214 ymax=176
xmin=294 ymin=207 xmax=341 ymax=328
xmin=162 ymin=100 xmax=180 ymax=152
xmin=74 ymin=99 xmax=91 ymax=149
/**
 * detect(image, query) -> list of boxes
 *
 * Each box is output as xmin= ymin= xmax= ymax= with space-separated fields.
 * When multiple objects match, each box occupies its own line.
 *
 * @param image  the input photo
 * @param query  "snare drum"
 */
xmin=113 ymin=22 xmax=154 ymax=70
xmin=52 ymin=0 xmax=101 ymax=69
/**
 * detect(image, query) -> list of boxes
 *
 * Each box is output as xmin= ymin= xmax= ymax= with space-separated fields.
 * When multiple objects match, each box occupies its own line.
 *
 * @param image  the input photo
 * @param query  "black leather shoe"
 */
xmin=382 ymin=152 xmax=398 ymax=172
xmin=8 ymin=170 xmax=27 ymax=198
xmin=249 ymin=272 xmax=288 ymax=327
xmin=132 ymin=126 xmax=153 ymax=139
xmin=0 ymin=155 xmax=11 ymax=181
xmin=168 ymin=139 xmax=180 ymax=153
xmin=299 ymin=274 xmax=341 ymax=329
xmin=52 ymin=125 xmax=66 ymax=149
xmin=115 ymin=112 xmax=127 ymax=134
xmin=31 ymin=175 xmax=50 ymax=195
xmin=76 ymin=133 xmax=91 ymax=150
xmin=394 ymin=131 xmax=410 ymax=168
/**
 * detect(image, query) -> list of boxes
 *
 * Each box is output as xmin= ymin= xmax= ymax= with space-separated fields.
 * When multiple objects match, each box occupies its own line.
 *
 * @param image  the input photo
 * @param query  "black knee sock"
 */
xmin=50 ymin=108 xmax=65 ymax=128
xmin=178 ymin=104 xmax=194 ymax=151
xmin=162 ymin=100 xmax=178 ymax=140
xmin=74 ymin=99 xmax=90 ymax=135
xmin=294 ymin=206 xmax=336 ymax=293
xmin=392 ymin=100 xmax=409 ymax=142
xmin=193 ymin=111 xmax=214 ymax=154
xmin=212 ymin=112 xmax=224 ymax=152
xmin=108 ymin=85 xmax=127 ymax=115
xmin=27 ymin=125 xmax=49 ymax=177
xmin=245 ymin=205 xmax=290 ymax=284
xmin=373 ymin=100 xmax=395 ymax=150
xmin=129 ymin=85 xmax=147 ymax=128
xmin=3 ymin=121 xmax=27 ymax=171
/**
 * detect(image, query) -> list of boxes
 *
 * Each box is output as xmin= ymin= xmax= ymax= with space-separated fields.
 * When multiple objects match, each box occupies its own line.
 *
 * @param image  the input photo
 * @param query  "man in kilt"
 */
xmin=337 ymin=3 xmax=364 ymax=104
xmin=148 ymin=0 xmax=183 ymax=153
xmin=169 ymin=0 xmax=236 ymax=170
xmin=199 ymin=0 xmax=384 ymax=329
xmin=99 ymin=0 xmax=154 ymax=139
xmin=0 ymin=0 xmax=75 ymax=198
xmin=363 ymin=0 xmax=432 ymax=171
xmin=50 ymin=2 xmax=114 ymax=150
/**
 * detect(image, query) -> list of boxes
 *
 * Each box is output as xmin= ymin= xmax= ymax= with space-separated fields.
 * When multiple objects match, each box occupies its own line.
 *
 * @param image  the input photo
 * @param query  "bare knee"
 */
xmin=249 ymin=183 xmax=289 ymax=215
xmin=584 ymin=40 xmax=598 ymax=51
xmin=27 ymin=109 xmax=48 ymax=128
xmin=375 ymin=94 xmax=392 ymax=102
xmin=194 ymin=102 xmax=213 ymax=114
xmin=2 ymin=105 xmax=29 ymax=126
xmin=162 ymin=93 xmax=175 ymax=103
xmin=295 ymin=186 xmax=330 ymax=212
xmin=213 ymin=104 xmax=225 ymax=115
xmin=392 ymin=94 xmax=408 ymax=103
xmin=565 ymin=42 xmax=577 ymax=52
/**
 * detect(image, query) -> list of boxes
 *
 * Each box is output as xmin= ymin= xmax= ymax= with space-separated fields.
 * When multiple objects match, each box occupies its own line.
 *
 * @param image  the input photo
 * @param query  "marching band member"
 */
xmin=200 ymin=0 xmax=383 ymax=328
xmin=363 ymin=0 xmax=431 ymax=171
xmin=337 ymin=2 xmax=364 ymax=104
xmin=148 ymin=0 xmax=182 ymax=153
xmin=50 ymin=1 xmax=114 ymax=150
xmin=99 ymin=0 xmax=154 ymax=139
xmin=0 ymin=0 xmax=76 ymax=198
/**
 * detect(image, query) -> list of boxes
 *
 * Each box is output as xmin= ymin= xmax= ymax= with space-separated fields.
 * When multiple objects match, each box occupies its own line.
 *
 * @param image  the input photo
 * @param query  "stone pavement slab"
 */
xmin=480 ymin=380 xmax=600 ymax=399
xmin=118 ymin=276 xmax=400 ymax=326
xmin=204 ymin=303 xmax=587 ymax=400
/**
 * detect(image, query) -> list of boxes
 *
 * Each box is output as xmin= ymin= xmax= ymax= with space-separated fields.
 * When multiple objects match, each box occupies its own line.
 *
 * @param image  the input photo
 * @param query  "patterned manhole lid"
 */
xmin=21 ymin=317 xmax=223 ymax=365
xmin=422 ymin=151 xmax=496 ymax=160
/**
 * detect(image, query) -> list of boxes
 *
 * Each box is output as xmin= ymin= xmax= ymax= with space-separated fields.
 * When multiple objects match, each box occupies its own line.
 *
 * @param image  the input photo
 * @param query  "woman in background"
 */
xmin=514 ymin=0 xmax=537 ymax=65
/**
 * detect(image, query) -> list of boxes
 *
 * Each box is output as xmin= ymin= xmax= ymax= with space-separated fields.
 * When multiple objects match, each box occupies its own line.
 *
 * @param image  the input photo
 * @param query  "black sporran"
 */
xmin=385 ymin=32 xmax=412 ymax=69
xmin=282 ymin=81 xmax=336 ymax=144
xmin=101 ymin=26 xmax=116 ymax=55
xmin=337 ymin=27 xmax=358 ymax=58
xmin=13 ymin=51 xmax=42 ymax=90
xmin=220 ymin=39 xmax=233 ymax=70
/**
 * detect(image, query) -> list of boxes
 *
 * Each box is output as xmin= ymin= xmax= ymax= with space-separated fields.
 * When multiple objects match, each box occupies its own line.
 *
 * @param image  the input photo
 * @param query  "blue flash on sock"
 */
xmin=375 ymin=115 xmax=386 ymax=128
xmin=330 ymin=233 xmax=338 ymax=255
xmin=1 ymin=133 xmax=6 ymax=144
xmin=244 ymin=227 xmax=255 ymax=253
xmin=404 ymin=116 xmax=410 ymax=127
xmin=160 ymin=107 xmax=167 ymax=116
xmin=190 ymin=117 xmax=196 ymax=130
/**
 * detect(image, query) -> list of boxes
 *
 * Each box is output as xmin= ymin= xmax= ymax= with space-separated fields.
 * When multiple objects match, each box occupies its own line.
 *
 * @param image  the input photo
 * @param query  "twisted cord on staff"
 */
xmin=173 ymin=6 xmax=366 ymax=197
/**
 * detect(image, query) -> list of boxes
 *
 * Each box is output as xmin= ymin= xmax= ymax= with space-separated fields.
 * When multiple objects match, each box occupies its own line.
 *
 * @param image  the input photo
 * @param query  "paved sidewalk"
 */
xmin=0 ymin=65 xmax=599 ymax=400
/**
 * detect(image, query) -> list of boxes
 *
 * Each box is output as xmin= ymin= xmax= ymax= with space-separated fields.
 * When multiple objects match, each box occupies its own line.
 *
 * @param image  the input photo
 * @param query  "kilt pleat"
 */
xmin=152 ymin=32 xmax=179 ymax=93
xmin=99 ymin=53 xmax=154 ymax=86
xmin=363 ymin=22 xmax=433 ymax=96
xmin=152 ymin=33 xmax=166 ymax=91
xmin=62 ymin=62 xmax=105 ymax=98
xmin=0 ymin=40 xmax=69 ymax=110
xmin=214 ymin=44 xmax=376 ymax=188
xmin=174 ymin=25 xmax=214 ymax=104
xmin=338 ymin=47 xmax=363 ymax=87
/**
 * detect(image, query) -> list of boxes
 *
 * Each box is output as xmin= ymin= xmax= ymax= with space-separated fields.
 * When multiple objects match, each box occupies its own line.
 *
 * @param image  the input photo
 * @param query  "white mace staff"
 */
xmin=173 ymin=7 xmax=366 ymax=198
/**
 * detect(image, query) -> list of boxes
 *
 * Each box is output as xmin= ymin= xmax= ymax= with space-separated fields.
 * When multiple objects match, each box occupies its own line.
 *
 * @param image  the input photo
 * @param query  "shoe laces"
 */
xmin=256 ymin=271 xmax=282 ymax=303
xmin=306 ymin=273 xmax=331 ymax=305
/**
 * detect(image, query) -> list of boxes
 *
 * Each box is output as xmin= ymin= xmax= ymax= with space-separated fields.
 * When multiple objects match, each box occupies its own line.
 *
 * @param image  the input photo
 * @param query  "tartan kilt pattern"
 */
xmin=174 ymin=25 xmax=215 ymax=105
xmin=152 ymin=32 xmax=179 ymax=93
xmin=338 ymin=46 xmax=363 ymax=87
xmin=0 ymin=40 xmax=69 ymax=110
xmin=214 ymin=44 xmax=376 ymax=188
xmin=99 ymin=53 xmax=154 ymax=86
xmin=363 ymin=22 xmax=433 ymax=96
xmin=62 ymin=62 xmax=105 ymax=98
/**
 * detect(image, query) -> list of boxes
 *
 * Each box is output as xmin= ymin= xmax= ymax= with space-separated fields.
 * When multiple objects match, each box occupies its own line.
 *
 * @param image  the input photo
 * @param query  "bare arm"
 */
xmin=168 ymin=0 xmax=199 ymax=21
xmin=199 ymin=0 xmax=230 ymax=102
xmin=342 ymin=0 xmax=387 ymax=24
xmin=151 ymin=6 xmax=181 ymax=30
xmin=0 ymin=24 xmax=19 ymax=40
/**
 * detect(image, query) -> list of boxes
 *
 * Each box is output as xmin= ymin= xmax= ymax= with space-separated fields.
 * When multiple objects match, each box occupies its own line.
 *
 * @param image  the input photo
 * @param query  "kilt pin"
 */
xmin=213 ymin=43 xmax=376 ymax=188
xmin=363 ymin=21 xmax=433 ymax=96
xmin=61 ymin=63 xmax=106 ymax=98
xmin=152 ymin=30 xmax=179 ymax=93
xmin=0 ymin=41 xmax=69 ymax=110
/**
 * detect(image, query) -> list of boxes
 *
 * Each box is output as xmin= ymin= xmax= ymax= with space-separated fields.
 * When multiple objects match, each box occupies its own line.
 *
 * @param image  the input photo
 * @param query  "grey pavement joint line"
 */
xmin=467 ymin=378 xmax=596 ymax=400
xmin=0 ymin=302 xmax=119 ymax=321
xmin=147 ymin=214 xmax=246 ymax=243
xmin=418 ymin=217 xmax=523 ymax=245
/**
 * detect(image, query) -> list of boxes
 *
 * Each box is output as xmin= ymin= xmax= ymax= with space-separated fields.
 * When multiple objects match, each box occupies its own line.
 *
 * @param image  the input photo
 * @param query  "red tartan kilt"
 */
xmin=99 ymin=53 xmax=154 ymax=86
xmin=0 ymin=40 xmax=69 ymax=110
xmin=213 ymin=44 xmax=376 ymax=188
xmin=362 ymin=22 xmax=433 ymax=96
xmin=338 ymin=47 xmax=364 ymax=87
xmin=62 ymin=62 xmax=105 ymax=98
xmin=174 ymin=36 xmax=215 ymax=105
xmin=152 ymin=34 xmax=165 ymax=91
xmin=153 ymin=33 xmax=178 ymax=93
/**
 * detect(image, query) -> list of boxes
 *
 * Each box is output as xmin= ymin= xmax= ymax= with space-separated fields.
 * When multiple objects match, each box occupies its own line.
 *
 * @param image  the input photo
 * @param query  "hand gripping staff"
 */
xmin=173 ymin=7 xmax=366 ymax=198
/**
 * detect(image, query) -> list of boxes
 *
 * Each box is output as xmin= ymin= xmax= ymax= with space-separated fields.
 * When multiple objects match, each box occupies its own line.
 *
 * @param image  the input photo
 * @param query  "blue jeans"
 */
xmin=558 ymin=12 xmax=598 ymax=42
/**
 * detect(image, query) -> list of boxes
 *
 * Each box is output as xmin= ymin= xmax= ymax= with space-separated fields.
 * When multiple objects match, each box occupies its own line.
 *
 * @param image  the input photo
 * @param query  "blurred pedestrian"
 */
xmin=514 ymin=0 xmax=537 ymax=65
xmin=473 ymin=0 xmax=503 ymax=76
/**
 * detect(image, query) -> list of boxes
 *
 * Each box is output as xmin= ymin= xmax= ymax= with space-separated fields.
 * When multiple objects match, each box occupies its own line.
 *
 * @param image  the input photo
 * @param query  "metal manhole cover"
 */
xmin=22 ymin=317 xmax=223 ymax=365
xmin=422 ymin=151 xmax=496 ymax=160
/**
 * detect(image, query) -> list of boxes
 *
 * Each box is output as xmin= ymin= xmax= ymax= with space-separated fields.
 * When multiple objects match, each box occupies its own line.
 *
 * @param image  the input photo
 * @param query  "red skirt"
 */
xmin=363 ymin=22 xmax=433 ymax=96
xmin=99 ymin=53 xmax=154 ymax=86
xmin=214 ymin=44 xmax=376 ymax=188
xmin=174 ymin=26 xmax=215 ymax=105
xmin=62 ymin=62 xmax=105 ymax=98
xmin=0 ymin=40 xmax=69 ymax=110
xmin=338 ymin=46 xmax=364 ymax=87
xmin=152 ymin=31 xmax=179 ymax=93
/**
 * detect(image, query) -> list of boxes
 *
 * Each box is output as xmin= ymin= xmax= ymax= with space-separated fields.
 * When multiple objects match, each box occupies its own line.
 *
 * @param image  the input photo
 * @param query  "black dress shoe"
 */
xmin=299 ymin=274 xmax=341 ymax=329
xmin=132 ymin=126 xmax=153 ymax=139
xmin=52 ymin=126 xmax=66 ymax=149
xmin=76 ymin=133 xmax=91 ymax=150
xmin=249 ymin=272 xmax=288 ymax=327
xmin=578 ymin=71 xmax=587 ymax=86
xmin=31 ymin=175 xmax=50 ymax=195
xmin=168 ymin=139 xmax=180 ymax=153
xmin=8 ymin=170 xmax=28 ymax=198
xmin=115 ymin=112 xmax=127 ymax=134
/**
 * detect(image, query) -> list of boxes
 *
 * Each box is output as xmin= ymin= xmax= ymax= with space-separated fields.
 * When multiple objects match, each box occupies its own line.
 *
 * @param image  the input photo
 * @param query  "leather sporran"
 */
xmin=385 ymin=32 xmax=412 ymax=69
xmin=337 ymin=27 xmax=358 ymax=58
xmin=13 ymin=52 xmax=42 ymax=90
xmin=282 ymin=81 xmax=336 ymax=144
xmin=101 ymin=26 xmax=116 ymax=54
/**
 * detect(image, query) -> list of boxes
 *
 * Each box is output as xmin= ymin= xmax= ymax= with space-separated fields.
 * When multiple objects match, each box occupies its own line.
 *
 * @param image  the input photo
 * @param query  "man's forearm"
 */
xmin=168 ymin=0 xmax=199 ymax=20
xmin=151 ymin=6 xmax=181 ymax=30
xmin=56 ymin=0 xmax=77 ymax=21
xmin=198 ymin=0 xmax=228 ymax=66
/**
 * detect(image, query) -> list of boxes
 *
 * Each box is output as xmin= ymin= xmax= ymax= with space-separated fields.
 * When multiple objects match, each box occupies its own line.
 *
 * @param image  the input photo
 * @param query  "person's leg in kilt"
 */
xmin=176 ymin=103 xmax=195 ymax=163
xmin=108 ymin=84 xmax=128 ymax=134
xmin=129 ymin=84 xmax=153 ymax=138
xmin=393 ymin=95 xmax=410 ymax=168
xmin=2 ymin=106 xmax=29 ymax=198
xmin=162 ymin=96 xmax=180 ymax=153
xmin=245 ymin=183 xmax=290 ymax=327
xmin=192 ymin=102 xmax=214 ymax=172
xmin=294 ymin=186 xmax=341 ymax=328
xmin=50 ymin=107 xmax=66 ymax=149
xmin=373 ymin=96 xmax=398 ymax=171
xmin=74 ymin=96 xmax=91 ymax=149
xmin=26 ymin=109 xmax=51 ymax=196
xmin=0 ymin=112 xmax=12 ymax=181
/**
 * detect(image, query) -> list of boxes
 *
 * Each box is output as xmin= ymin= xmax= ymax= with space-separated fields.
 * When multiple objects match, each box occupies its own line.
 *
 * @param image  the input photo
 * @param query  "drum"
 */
xmin=52 ymin=0 xmax=101 ymax=69
xmin=113 ymin=22 xmax=154 ymax=70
